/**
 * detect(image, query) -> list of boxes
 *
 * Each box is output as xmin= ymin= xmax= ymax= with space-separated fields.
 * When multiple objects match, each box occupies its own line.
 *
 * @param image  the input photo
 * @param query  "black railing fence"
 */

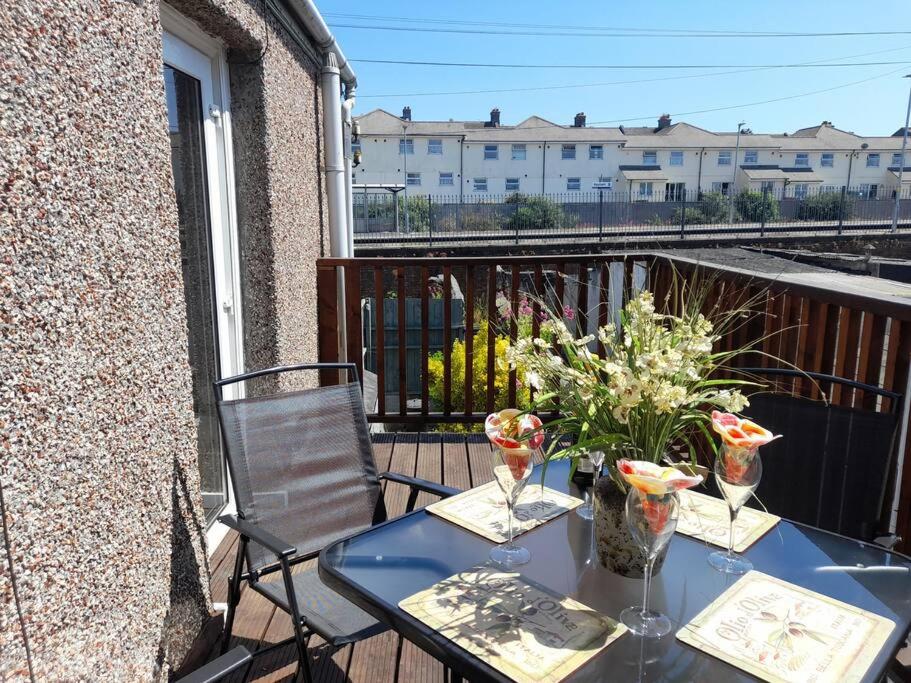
xmin=352 ymin=186 xmax=911 ymax=247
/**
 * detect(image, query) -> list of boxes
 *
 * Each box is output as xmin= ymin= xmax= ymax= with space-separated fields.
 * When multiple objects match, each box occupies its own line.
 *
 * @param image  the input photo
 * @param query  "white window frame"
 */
xmin=483 ymin=144 xmax=498 ymax=160
xmin=669 ymin=151 xmax=684 ymax=166
xmin=427 ymin=139 xmax=443 ymax=155
xmin=161 ymin=5 xmax=245 ymax=552
xmin=589 ymin=145 xmax=604 ymax=160
xmin=566 ymin=177 xmax=581 ymax=191
xmin=438 ymin=172 xmax=454 ymax=186
xmin=562 ymin=144 xmax=576 ymax=160
xmin=893 ymin=152 xmax=905 ymax=167
xmin=473 ymin=177 xmax=488 ymax=192
xmin=638 ymin=181 xmax=654 ymax=197
xmin=399 ymin=138 xmax=414 ymax=155
xmin=642 ymin=150 xmax=657 ymax=165
xmin=743 ymin=150 xmax=758 ymax=164
xmin=793 ymin=183 xmax=809 ymax=199
xmin=867 ymin=153 xmax=880 ymax=168
xmin=505 ymin=177 xmax=520 ymax=192
xmin=795 ymin=153 xmax=810 ymax=167
xmin=406 ymin=172 xmax=421 ymax=186
xmin=821 ymin=153 xmax=834 ymax=167
xmin=511 ymin=144 xmax=526 ymax=161
xmin=717 ymin=151 xmax=732 ymax=166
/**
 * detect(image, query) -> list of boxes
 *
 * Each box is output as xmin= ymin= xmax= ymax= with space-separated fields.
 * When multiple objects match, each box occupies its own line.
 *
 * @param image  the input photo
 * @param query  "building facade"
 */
xmin=1 ymin=1 xmax=354 ymax=680
xmin=354 ymin=108 xmax=910 ymax=201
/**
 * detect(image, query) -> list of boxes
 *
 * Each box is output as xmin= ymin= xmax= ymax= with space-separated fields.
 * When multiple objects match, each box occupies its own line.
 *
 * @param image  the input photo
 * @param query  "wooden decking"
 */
xmin=207 ymin=433 xmax=503 ymax=683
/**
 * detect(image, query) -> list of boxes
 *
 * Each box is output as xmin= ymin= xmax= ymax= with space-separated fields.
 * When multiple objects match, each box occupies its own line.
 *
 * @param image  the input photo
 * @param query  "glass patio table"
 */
xmin=318 ymin=459 xmax=911 ymax=682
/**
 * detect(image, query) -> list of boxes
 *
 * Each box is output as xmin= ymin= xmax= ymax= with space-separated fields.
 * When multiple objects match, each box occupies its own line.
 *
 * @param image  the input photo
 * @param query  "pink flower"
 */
xmin=484 ymin=409 xmax=545 ymax=451
xmin=563 ymin=305 xmax=575 ymax=321
xmin=616 ymin=459 xmax=703 ymax=496
xmin=711 ymin=411 xmax=780 ymax=450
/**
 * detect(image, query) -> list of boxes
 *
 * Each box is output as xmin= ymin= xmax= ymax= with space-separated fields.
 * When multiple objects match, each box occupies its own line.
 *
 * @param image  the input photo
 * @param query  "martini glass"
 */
xmin=489 ymin=447 xmax=534 ymax=567
xmin=708 ymin=444 xmax=762 ymax=574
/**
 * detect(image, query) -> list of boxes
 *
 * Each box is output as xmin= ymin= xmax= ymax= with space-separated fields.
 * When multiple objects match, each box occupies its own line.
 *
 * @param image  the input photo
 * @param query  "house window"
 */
xmin=428 ymin=139 xmax=443 ymax=155
xmin=665 ymin=182 xmax=685 ymax=201
xmin=589 ymin=145 xmax=604 ymax=160
xmin=670 ymin=151 xmax=684 ymax=166
xmin=712 ymin=181 xmax=732 ymax=195
xmin=867 ymin=153 xmax=880 ymax=167
xmin=562 ymin=144 xmax=576 ymax=160
xmin=399 ymin=138 xmax=414 ymax=155
xmin=793 ymin=183 xmax=809 ymax=199
xmin=473 ymin=177 xmax=488 ymax=192
xmin=743 ymin=150 xmax=758 ymax=164
xmin=861 ymin=184 xmax=878 ymax=198
xmin=761 ymin=181 xmax=775 ymax=193
xmin=406 ymin=172 xmax=421 ymax=186
xmin=483 ymin=145 xmax=498 ymax=160
xmin=893 ymin=152 xmax=906 ymax=166
xmin=795 ymin=153 xmax=809 ymax=167
xmin=511 ymin=144 xmax=526 ymax=160
xmin=638 ymin=182 xmax=654 ymax=197
xmin=821 ymin=153 xmax=834 ymax=167
xmin=567 ymin=177 xmax=581 ymax=191
xmin=506 ymin=177 xmax=520 ymax=191
xmin=642 ymin=151 xmax=657 ymax=165
xmin=439 ymin=172 xmax=454 ymax=186
xmin=717 ymin=151 xmax=732 ymax=166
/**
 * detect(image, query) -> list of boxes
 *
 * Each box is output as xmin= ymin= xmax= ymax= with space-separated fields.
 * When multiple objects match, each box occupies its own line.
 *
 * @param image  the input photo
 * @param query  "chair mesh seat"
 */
xmin=256 ymin=568 xmax=384 ymax=646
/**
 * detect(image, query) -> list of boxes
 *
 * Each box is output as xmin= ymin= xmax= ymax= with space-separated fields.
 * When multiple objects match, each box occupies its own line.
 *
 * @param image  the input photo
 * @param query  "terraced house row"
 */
xmin=353 ymin=107 xmax=911 ymax=200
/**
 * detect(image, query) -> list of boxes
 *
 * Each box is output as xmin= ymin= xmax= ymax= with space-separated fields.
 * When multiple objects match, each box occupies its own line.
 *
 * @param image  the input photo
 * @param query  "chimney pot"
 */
xmin=573 ymin=112 xmax=586 ymax=128
xmin=401 ymin=106 xmax=412 ymax=121
xmin=657 ymin=114 xmax=672 ymax=130
xmin=486 ymin=108 xmax=501 ymax=128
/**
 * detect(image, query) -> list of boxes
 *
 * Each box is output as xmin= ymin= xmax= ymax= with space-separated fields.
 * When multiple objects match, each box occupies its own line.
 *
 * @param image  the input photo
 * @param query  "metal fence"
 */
xmin=353 ymin=186 xmax=911 ymax=247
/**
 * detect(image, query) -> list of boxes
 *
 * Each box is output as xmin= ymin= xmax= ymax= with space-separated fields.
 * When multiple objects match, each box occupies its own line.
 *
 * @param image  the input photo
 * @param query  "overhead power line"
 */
xmin=356 ymin=45 xmax=911 ymax=98
xmin=352 ymin=58 xmax=911 ymax=70
xmin=325 ymin=13 xmax=911 ymax=38
xmin=331 ymin=21 xmax=911 ymax=39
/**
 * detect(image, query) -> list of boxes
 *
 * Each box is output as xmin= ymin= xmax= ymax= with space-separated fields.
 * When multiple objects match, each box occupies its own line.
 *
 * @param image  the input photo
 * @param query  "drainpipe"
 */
xmin=342 ymin=85 xmax=356 ymax=252
xmin=696 ymin=147 xmax=705 ymax=195
xmin=541 ymin=141 xmax=547 ymax=193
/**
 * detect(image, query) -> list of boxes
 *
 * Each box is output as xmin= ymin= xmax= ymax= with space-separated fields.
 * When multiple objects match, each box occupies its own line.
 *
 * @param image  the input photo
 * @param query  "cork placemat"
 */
xmin=676 ymin=490 xmax=780 ymax=552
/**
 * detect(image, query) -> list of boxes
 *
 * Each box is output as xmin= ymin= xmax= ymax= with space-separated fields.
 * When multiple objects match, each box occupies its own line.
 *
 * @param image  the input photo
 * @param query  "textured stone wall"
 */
xmin=1 ymin=0 xmax=329 ymax=679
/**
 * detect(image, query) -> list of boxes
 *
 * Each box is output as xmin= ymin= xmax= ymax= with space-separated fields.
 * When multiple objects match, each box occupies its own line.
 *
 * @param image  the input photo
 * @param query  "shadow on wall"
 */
xmin=155 ymin=457 xmax=212 ymax=677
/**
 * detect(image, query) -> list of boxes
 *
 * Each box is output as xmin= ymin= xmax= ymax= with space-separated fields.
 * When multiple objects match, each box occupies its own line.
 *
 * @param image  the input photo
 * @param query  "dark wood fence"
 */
xmin=317 ymin=253 xmax=911 ymax=549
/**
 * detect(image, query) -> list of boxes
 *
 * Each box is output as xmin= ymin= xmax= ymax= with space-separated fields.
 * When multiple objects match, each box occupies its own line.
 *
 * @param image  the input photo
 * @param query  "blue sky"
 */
xmin=321 ymin=0 xmax=911 ymax=135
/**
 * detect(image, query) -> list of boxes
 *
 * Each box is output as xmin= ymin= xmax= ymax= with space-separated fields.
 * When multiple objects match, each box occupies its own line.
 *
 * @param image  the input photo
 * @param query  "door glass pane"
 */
xmin=164 ymin=64 xmax=226 ymax=523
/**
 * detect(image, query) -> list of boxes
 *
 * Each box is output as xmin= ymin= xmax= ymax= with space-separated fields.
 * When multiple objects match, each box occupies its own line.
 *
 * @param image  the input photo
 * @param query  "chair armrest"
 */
xmin=175 ymin=646 xmax=252 ymax=683
xmin=379 ymin=472 xmax=461 ymax=499
xmin=218 ymin=514 xmax=296 ymax=559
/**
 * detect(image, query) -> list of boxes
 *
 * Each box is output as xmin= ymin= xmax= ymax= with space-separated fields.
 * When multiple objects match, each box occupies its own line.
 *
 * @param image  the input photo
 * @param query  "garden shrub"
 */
xmin=797 ymin=191 xmax=853 ymax=221
xmin=735 ymin=190 xmax=780 ymax=222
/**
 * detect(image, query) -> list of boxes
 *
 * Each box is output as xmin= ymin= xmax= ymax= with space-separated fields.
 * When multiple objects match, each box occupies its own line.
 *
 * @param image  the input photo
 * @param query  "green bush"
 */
xmin=672 ymin=207 xmax=708 ymax=225
xmin=735 ymin=190 xmax=780 ymax=222
xmin=697 ymin=191 xmax=733 ymax=222
xmin=505 ymin=195 xmax=566 ymax=231
xmin=797 ymin=191 xmax=853 ymax=221
xmin=366 ymin=195 xmax=431 ymax=232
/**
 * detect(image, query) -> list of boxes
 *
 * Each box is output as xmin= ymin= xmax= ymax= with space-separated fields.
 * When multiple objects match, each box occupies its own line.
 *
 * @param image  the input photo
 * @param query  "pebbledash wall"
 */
xmin=1 ymin=1 xmax=328 ymax=680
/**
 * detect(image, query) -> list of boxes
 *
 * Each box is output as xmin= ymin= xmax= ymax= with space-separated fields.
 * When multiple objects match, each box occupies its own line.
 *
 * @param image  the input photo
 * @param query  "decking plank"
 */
xmin=466 ymin=433 xmax=494 ymax=487
xmin=384 ymin=433 xmax=419 ymax=518
xmin=442 ymin=434 xmax=471 ymax=492
xmin=415 ymin=433 xmax=444 ymax=508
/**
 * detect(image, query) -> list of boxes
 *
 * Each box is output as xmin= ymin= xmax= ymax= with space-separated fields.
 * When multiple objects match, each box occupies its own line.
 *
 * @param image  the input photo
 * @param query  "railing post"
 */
xmin=598 ymin=189 xmax=604 ymax=242
xmin=515 ymin=195 xmax=521 ymax=245
xmin=760 ymin=186 xmax=768 ymax=237
xmin=679 ymin=189 xmax=687 ymax=240
xmin=838 ymin=185 xmax=846 ymax=235
xmin=427 ymin=194 xmax=433 ymax=248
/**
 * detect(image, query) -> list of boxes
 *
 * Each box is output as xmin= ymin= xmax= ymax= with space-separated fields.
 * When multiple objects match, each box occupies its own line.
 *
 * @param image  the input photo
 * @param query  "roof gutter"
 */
xmin=286 ymin=0 xmax=357 ymax=90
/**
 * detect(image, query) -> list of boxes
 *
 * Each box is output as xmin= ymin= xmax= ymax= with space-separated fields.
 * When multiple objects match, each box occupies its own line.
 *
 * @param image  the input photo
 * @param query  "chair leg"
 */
xmin=292 ymin=626 xmax=313 ymax=683
xmin=221 ymin=536 xmax=248 ymax=655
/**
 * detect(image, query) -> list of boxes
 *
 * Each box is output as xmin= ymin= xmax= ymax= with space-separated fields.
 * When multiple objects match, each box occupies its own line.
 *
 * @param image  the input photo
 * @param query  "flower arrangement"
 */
xmin=711 ymin=410 xmax=780 ymax=479
xmin=507 ymin=285 xmax=762 ymax=488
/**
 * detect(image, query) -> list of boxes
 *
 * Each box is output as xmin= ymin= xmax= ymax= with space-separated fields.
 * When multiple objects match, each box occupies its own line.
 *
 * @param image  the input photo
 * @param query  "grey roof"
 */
xmin=355 ymin=109 xmax=908 ymax=150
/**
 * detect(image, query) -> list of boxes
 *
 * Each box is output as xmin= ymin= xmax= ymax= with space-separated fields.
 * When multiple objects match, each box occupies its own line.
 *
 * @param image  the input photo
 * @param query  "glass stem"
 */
xmin=728 ymin=504 xmax=738 ymax=557
xmin=507 ymin=501 xmax=515 ymax=547
xmin=642 ymin=557 xmax=654 ymax=616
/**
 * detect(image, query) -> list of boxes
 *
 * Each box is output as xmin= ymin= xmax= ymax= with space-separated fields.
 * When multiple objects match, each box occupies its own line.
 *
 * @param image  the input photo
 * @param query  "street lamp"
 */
xmin=891 ymin=74 xmax=911 ymax=233
xmin=728 ymin=121 xmax=746 ymax=224
xmin=402 ymin=123 xmax=410 ymax=233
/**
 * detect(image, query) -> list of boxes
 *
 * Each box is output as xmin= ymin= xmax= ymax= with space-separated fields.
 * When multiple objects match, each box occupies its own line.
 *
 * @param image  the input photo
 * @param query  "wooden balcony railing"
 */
xmin=317 ymin=252 xmax=911 ymax=546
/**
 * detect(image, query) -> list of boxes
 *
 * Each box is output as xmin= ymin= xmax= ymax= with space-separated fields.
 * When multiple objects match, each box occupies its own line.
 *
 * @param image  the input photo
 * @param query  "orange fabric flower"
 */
xmin=616 ymin=459 xmax=703 ymax=496
xmin=485 ymin=409 xmax=545 ymax=452
xmin=711 ymin=410 xmax=780 ymax=450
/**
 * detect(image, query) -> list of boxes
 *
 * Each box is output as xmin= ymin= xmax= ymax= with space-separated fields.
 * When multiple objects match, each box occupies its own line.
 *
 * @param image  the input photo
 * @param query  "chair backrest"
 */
xmin=215 ymin=364 xmax=381 ymax=572
xmin=724 ymin=368 xmax=902 ymax=541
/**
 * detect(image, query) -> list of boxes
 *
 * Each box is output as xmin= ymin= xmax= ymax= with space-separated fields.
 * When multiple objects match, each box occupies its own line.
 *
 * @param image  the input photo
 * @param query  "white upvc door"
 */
xmin=161 ymin=6 xmax=244 ymax=555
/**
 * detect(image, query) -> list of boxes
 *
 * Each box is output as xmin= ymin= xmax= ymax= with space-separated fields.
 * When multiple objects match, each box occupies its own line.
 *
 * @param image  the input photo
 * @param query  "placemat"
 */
xmin=677 ymin=571 xmax=895 ymax=683
xmin=399 ymin=564 xmax=626 ymax=683
xmin=676 ymin=490 xmax=780 ymax=552
xmin=426 ymin=481 xmax=582 ymax=543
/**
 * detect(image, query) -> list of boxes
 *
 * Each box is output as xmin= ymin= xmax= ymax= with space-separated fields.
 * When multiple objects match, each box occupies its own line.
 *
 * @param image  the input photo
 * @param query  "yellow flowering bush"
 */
xmin=428 ymin=321 xmax=532 ymax=433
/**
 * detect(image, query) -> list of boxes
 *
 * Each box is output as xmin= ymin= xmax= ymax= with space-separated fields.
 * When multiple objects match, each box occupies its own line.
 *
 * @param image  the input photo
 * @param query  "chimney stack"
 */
xmin=657 ymin=114 xmax=671 ymax=130
xmin=485 ymin=108 xmax=501 ymax=128
xmin=573 ymin=112 xmax=586 ymax=128
xmin=401 ymin=106 xmax=412 ymax=121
